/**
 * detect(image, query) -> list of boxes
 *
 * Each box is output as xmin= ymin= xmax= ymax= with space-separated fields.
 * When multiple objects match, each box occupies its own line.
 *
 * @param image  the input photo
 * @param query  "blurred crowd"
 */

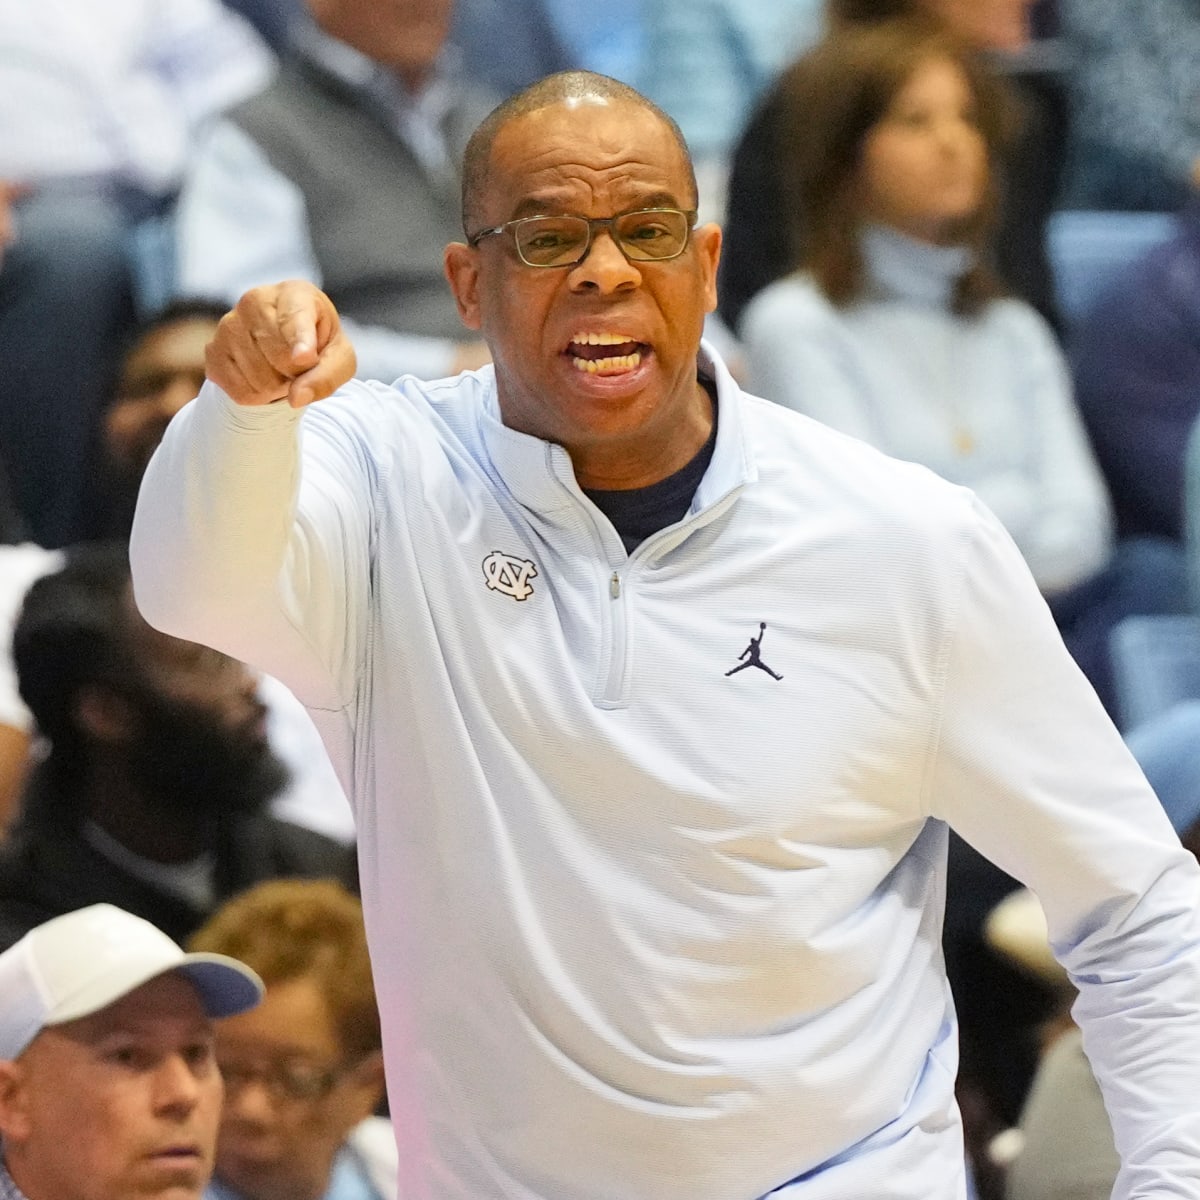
xmin=2 ymin=0 xmax=1200 ymax=1198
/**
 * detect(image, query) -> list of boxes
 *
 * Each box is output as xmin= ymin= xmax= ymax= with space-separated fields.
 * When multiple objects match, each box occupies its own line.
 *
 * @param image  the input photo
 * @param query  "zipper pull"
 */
xmin=610 ymin=571 xmax=621 ymax=599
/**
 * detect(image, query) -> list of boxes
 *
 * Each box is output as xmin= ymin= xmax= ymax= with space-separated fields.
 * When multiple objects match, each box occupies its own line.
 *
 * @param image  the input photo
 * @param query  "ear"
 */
xmin=443 ymin=242 xmax=483 ymax=331
xmin=74 ymin=685 xmax=136 ymax=744
xmin=693 ymin=222 xmax=723 ymax=316
xmin=0 ymin=1059 xmax=33 ymax=1144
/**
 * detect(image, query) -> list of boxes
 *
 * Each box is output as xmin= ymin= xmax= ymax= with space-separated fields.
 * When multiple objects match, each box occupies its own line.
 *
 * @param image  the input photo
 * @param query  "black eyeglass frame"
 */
xmin=465 ymin=207 xmax=699 ymax=268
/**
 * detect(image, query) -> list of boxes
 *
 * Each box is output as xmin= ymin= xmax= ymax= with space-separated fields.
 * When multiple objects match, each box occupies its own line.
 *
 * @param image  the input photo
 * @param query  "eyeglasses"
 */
xmin=466 ymin=207 xmax=698 ymax=268
xmin=217 ymin=1055 xmax=356 ymax=1103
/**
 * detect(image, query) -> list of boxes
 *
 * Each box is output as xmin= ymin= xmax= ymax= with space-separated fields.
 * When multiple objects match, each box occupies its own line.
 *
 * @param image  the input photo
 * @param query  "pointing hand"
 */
xmin=205 ymin=280 xmax=357 ymax=408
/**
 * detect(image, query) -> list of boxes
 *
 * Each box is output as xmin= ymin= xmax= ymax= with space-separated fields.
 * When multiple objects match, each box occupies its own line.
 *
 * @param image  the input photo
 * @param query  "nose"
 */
xmin=153 ymin=1052 xmax=205 ymax=1118
xmin=568 ymin=227 xmax=642 ymax=296
xmin=936 ymin=114 xmax=976 ymax=157
xmin=222 ymin=1074 xmax=276 ymax=1127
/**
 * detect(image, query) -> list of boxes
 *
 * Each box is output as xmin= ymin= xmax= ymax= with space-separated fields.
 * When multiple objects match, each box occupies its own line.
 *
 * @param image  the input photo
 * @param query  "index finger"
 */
xmin=274 ymin=280 xmax=327 ymax=371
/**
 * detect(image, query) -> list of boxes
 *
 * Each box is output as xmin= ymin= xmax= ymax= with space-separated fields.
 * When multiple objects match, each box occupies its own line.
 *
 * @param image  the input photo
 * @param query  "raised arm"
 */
xmin=130 ymin=281 xmax=368 ymax=711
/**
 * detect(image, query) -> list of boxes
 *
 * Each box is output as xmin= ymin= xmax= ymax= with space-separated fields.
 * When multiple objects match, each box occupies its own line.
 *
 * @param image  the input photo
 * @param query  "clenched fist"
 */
xmin=206 ymin=280 xmax=357 ymax=408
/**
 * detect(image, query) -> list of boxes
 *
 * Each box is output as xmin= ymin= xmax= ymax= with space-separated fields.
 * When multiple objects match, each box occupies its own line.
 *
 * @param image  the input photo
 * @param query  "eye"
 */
xmin=626 ymin=220 xmax=672 ymax=242
xmin=524 ymin=230 xmax=572 ymax=251
xmin=107 ymin=1044 xmax=153 ymax=1070
xmin=184 ymin=1040 xmax=216 ymax=1072
xmin=519 ymin=218 xmax=584 ymax=249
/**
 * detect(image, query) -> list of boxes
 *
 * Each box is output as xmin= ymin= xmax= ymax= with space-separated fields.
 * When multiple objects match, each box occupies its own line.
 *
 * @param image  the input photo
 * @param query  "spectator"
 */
xmin=70 ymin=298 xmax=357 ymax=843
xmin=0 ymin=543 xmax=352 ymax=950
xmin=1058 ymin=0 xmax=1200 ymax=212
xmin=189 ymin=879 xmax=393 ymax=1200
xmin=740 ymin=18 xmax=1182 ymax=712
xmin=89 ymin=298 xmax=232 ymax=540
xmin=719 ymin=0 xmax=1063 ymax=334
xmin=175 ymin=0 xmax=495 ymax=384
xmin=226 ymin=0 xmax=578 ymax=95
xmin=1071 ymin=199 xmax=1200 ymax=543
xmin=0 ymin=902 xmax=262 ymax=1200
xmin=0 ymin=0 xmax=273 ymax=547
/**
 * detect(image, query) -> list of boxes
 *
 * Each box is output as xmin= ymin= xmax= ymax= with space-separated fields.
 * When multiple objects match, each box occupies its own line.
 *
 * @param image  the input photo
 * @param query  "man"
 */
xmin=175 ymin=0 xmax=493 ymax=383
xmin=87 ymin=299 xmax=232 ymax=541
xmin=0 ymin=902 xmax=263 ymax=1200
xmin=132 ymin=71 xmax=1200 ymax=1198
xmin=188 ymin=879 xmax=393 ymax=1200
xmin=0 ymin=543 xmax=352 ymax=950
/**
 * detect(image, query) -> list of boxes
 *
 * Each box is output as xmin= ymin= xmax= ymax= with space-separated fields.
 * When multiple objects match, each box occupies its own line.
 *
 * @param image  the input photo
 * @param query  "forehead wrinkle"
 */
xmin=485 ymin=103 xmax=695 ymax=217
xmin=499 ymin=157 xmax=690 ymax=221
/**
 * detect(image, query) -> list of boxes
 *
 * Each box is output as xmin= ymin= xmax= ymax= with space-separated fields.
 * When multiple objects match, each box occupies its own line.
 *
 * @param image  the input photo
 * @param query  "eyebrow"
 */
xmin=505 ymin=189 xmax=687 ymax=222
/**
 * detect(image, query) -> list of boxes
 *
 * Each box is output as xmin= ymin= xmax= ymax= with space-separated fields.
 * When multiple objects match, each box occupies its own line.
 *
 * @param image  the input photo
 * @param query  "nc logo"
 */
xmin=482 ymin=551 xmax=538 ymax=601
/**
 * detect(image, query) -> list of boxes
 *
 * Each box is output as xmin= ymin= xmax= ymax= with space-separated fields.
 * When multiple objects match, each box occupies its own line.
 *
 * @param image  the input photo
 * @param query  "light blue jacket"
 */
xmin=133 ymin=345 xmax=1200 ymax=1199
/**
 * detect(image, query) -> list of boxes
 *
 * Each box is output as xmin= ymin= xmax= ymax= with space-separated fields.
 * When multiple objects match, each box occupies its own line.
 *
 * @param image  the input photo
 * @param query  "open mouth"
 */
xmin=565 ymin=332 xmax=649 ymax=376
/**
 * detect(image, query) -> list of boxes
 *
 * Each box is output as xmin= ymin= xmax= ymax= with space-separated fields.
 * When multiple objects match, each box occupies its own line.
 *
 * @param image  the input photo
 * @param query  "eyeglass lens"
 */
xmin=514 ymin=210 xmax=690 ymax=267
xmin=218 ymin=1057 xmax=341 ymax=1101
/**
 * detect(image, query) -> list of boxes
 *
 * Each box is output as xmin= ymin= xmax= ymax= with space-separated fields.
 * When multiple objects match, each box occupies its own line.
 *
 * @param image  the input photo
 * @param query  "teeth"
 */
xmin=572 ymin=332 xmax=637 ymax=346
xmin=571 ymin=352 xmax=642 ymax=374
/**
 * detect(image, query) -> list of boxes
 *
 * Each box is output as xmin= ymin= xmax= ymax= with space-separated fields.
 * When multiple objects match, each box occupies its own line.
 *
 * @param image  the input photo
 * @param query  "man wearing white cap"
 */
xmin=0 ymin=903 xmax=263 ymax=1200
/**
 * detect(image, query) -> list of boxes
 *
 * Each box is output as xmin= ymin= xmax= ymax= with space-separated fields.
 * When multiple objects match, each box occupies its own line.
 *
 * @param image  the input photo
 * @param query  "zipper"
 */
xmin=597 ymin=568 xmax=628 ymax=708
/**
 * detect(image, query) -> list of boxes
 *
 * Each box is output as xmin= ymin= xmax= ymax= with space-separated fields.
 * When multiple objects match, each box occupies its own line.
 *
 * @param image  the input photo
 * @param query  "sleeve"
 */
xmin=740 ymin=282 xmax=879 ymax=442
xmin=174 ymin=121 xmax=458 ymax=382
xmin=129 ymin=382 xmax=381 ymax=713
xmin=927 ymin=498 xmax=1200 ymax=1197
xmin=1004 ymin=304 xmax=1113 ymax=595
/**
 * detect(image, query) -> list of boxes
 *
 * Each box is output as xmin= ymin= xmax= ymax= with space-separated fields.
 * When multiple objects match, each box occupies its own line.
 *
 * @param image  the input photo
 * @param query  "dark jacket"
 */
xmin=1072 ymin=204 xmax=1200 ymax=542
xmin=0 ymin=770 xmax=355 ymax=949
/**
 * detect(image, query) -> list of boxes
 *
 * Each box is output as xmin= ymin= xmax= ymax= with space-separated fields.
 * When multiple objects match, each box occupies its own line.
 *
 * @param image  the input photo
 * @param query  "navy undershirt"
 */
xmin=582 ymin=379 xmax=718 ymax=553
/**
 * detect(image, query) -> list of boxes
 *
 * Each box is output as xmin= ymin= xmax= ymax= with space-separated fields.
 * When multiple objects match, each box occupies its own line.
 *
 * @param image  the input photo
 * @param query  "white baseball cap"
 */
xmin=0 ymin=904 xmax=264 ymax=1060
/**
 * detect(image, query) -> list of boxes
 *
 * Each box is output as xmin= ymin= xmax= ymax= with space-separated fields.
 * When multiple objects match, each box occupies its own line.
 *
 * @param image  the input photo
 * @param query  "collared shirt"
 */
xmin=175 ymin=22 xmax=477 ymax=382
xmin=288 ymin=18 xmax=461 ymax=180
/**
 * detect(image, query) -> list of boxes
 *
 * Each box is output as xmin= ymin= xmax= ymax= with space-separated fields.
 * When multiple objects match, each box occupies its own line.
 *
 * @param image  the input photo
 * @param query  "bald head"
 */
xmin=461 ymin=71 xmax=697 ymax=236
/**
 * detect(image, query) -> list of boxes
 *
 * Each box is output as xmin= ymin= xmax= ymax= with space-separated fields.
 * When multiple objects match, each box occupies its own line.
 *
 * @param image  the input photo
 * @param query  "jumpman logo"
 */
xmin=725 ymin=622 xmax=783 ymax=681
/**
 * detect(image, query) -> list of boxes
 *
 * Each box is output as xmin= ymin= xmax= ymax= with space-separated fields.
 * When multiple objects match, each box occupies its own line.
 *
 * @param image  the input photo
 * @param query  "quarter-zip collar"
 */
xmin=476 ymin=340 xmax=758 ymax=536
